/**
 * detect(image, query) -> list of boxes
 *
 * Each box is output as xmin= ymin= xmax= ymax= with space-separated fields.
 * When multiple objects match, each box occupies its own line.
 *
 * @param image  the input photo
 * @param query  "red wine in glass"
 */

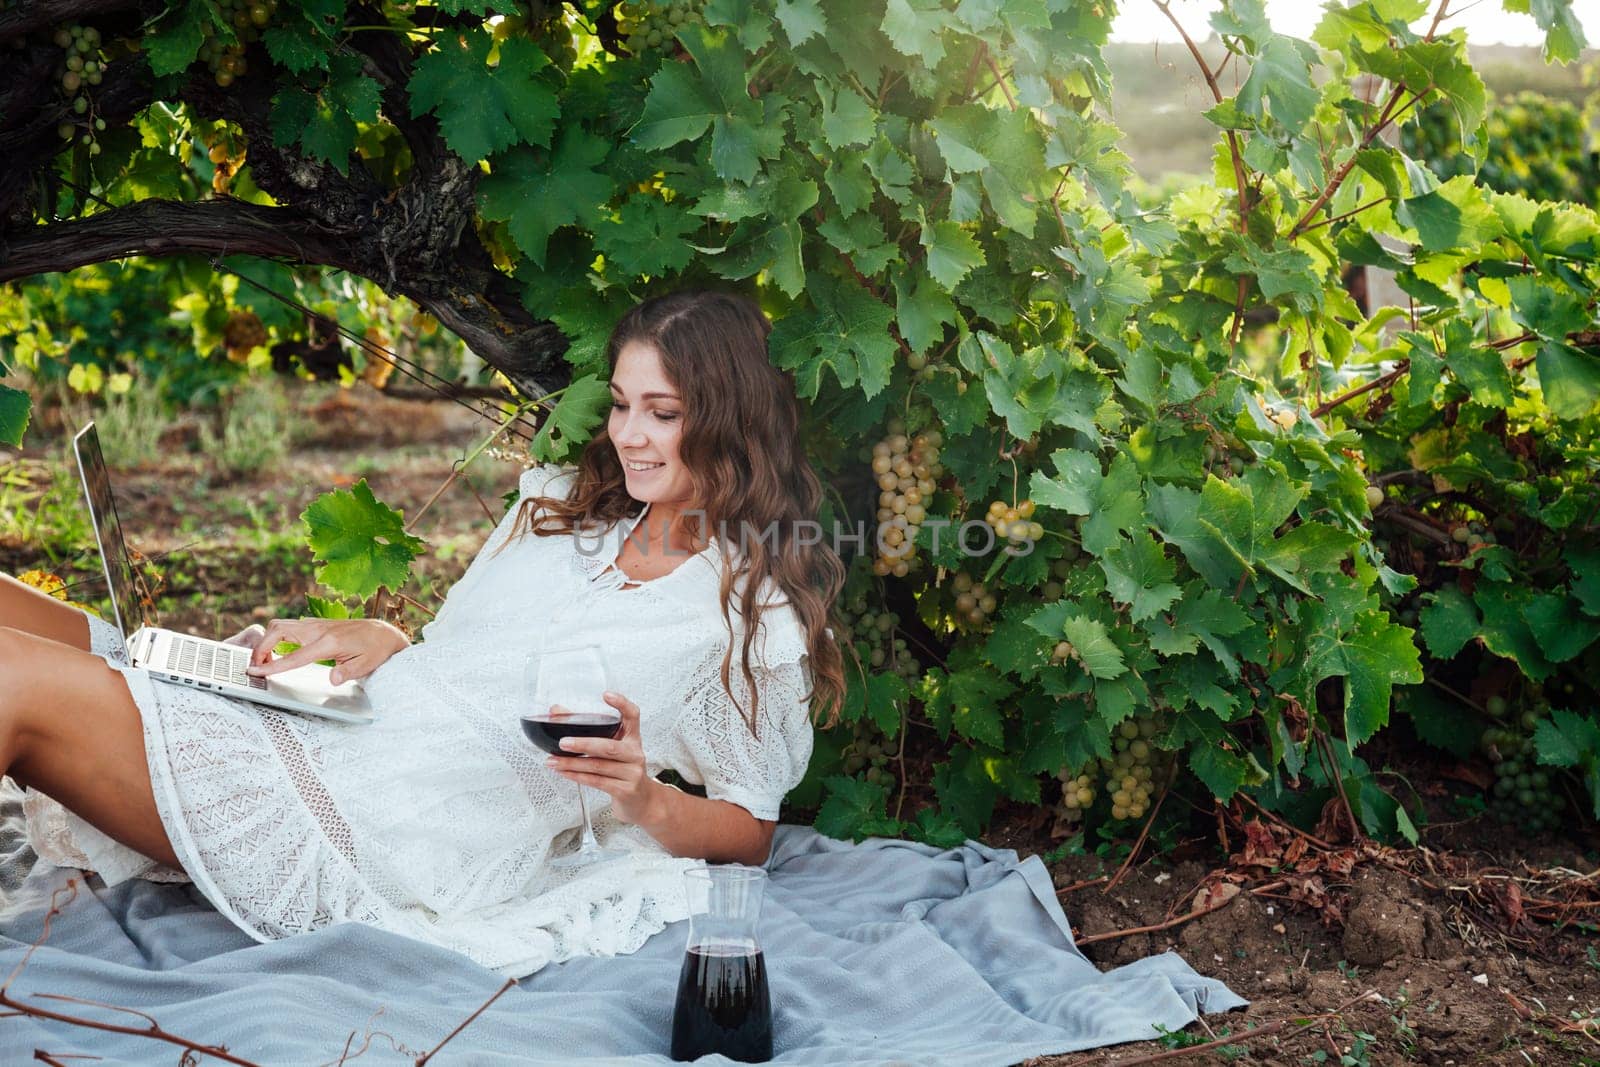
xmin=670 ymin=944 xmax=773 ymax=1062
xmin=521 ymin=711 xmax=623 ymax=755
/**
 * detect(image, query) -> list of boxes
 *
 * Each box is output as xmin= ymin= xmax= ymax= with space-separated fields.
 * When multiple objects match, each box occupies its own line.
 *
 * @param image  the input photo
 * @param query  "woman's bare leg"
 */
xmin=0 ymin=573 xmax=91 ymax=650
xmin=0 ymin=626 xmax=180 ymax=868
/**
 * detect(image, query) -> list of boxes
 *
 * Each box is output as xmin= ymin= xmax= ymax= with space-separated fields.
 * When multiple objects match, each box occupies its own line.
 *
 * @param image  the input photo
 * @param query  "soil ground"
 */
xmin=4 ymin=380 xmax=1599 ymax=1066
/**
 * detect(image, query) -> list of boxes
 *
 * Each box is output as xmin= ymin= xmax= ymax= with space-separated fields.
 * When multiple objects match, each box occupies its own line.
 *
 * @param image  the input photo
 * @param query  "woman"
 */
xmin=1 ymin=289 xmax=847 ymax=978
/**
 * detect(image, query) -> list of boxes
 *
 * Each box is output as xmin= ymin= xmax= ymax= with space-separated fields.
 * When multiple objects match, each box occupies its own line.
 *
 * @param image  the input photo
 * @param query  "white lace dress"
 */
xmin=22 ymin=465 xmax=815 ymax=978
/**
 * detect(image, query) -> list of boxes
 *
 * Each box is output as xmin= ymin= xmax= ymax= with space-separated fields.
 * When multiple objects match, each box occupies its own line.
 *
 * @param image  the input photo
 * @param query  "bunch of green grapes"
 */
xmin=1054 ymin=766 xmax=1097 ymax=823
xmin=949 ymin=571 xmax=996 ymax=630
xmin=1481 ymin=698 xmax=1564 ymax=833
xmin=1099 ymin=717 xmax=1163 ymax=822
xmin=840 ymin=594 xmax=921 ymax=685
xmin=984 ymin=496 xmax=1043 ymax=549
xmin=1041 ymin=552 xmax=1074 ymax=603
xmin=494 ymin=9 xmax=579 ymax=69
xmin=838 ymin=718 xmax=894 ymax=788
xmin=197 ymin=0 xmax=277 ymax=87
xmin=52 ymin=24 xmax=108 ymax=154
xmin=615 ymin=0 xmax=704 ymax=55
xmin=869 ymin=419 xmax=942 ymax=578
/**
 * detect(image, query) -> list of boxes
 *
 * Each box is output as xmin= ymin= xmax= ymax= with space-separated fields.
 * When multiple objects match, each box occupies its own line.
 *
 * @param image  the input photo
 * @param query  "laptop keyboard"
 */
xmin=166 ymin=638 xmax=269 ymax=690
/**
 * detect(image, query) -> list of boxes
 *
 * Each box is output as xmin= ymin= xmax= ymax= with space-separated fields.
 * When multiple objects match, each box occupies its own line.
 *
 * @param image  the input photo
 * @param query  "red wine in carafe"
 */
xmin=520 ymin=714 xmax=622 ymax=756
xmin=670 ymin=944 xmax=772 ymax=1063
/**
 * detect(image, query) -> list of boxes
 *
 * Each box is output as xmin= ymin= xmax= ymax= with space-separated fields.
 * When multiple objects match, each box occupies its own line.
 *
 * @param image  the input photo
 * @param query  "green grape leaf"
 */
xmin=908 ymin=807 xmax=968 ymax=848
xmin=818 ymin=84 xmax=876 ymax=150
xmin=1533 ymin=710 xmax=1600 ymax=819
xmin=865 ymin=671 xmax=910 ymax=737
xmin=775 ymin=0 xmax=828 ymax=44
xmin=1535 ymin=342 xmax=1600 ymax=421
xmin=0 ymin=385 xmax=30 ymax=448
xmin=1523 ymin=593 xmax=1600 ymax=664
xmin=263 ymin=19 xmax=331 ymax=74
xmin=892 ymin=264 xmax=956 ymax=354
xmin=1418 ymin=584 xmax=1477 ymax=659
xmin=1308 ymin=611 xmax=1423 ymax=744
xmin=920 ymin=220 xmax=985 ymax=290
xmin=1506 ymin=0 xmax=1588 ymax=63
xmin=144 ymin=0 xmax=209 ymax=77
xmin=301 ymin=480 xmax=427 ymax=600
xmin=1060 ymin=615 xmax=1126 ymax=680
xmin=1474 ymin=584 xmax=1555 ymax=681
xmin=1100 ymin=531 xmax=1181 ymax=623
xmin=1534 ymin=708 xmax=1600 ymax=771
xmin=768 ymin=273 xmax=896 ymax=399
xmin=1397 ymin=686 xmax=1477 ymax=759
xmin=815 ymin=775 xmax=900 ymax=840
xmin=1188 ymin=742 xmax=1267 ymax=801
xmin=478 ymin=129 xmax=615 ymax=267
xmin=1234 ymin=36 xmax=1319 ymax=133
xmin=632 ymin=24 xmax=775 ymax=184
xmin=530 ymin=374 xmax=610 ymax=463
xmin=927 ymin=106 xmax=1044 ymax=235
xmin=268 ymin=57 xmax=381 ymax=175
xmin=1170 ymin=585 xmax=1253 ymax=677
xmin=944 ymin=665 xmax=1011 ymax=748
xmin=305 ymin=594 xmax=361 ymax=619
xmin=1568 ymin=546 xmax=1600 ymax=617
xmin=409 ymin=32 xmax=558 ymax=162
xmin=632 ymin=60 xmax=718 ymax=150
xmin=880 ymin=0 xmax=957 ymax=65
xmin=818 ymin=212 xmax=897 ymax=276
xmin=824 ymin=156 xmax=876 ymax=216
xmin=932 ymin=747 xmax=999 ymax=836
xmin=1030 ymin=448 xmax=1101 ymax=515
xmin=593 ymin=195 xmax=699 ymax=278
xmin=1397 ymin=175 xmax=1499 ymax=253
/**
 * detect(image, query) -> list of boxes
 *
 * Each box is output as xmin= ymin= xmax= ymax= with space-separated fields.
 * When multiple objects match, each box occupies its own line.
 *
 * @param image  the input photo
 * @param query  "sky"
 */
xmin=1111 ymin=0 xmax=1598 ymax=46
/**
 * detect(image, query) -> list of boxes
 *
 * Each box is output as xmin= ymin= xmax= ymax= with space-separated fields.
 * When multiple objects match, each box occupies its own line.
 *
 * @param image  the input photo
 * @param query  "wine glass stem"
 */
xmin=575 ymin=779 xmax=601 ymax=852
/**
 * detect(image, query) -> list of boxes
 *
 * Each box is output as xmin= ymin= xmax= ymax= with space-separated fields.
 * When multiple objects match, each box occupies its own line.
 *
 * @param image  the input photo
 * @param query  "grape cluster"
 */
xmin=494 ymin=9 xmax=579 ymax=69
xmin=53 ymin=24 xmax=108 ymax=155
xmin=985 ymin=497 xmax=1043 ymax=549
xmin=203 ymin=132 xmax=248 ymax=195
xmin=615 ymin=0 xmax=704 ymax=55
xmin=1041 ymin=552 xmax=1074 ymax=603
xmin=838 ymin=719 xmax=894 ymax=788
xmin=1481 ymin=698 xmax=1564 ymax=833
xmin=1054 ymin=768 xmax=1096 ymax=820
xmin=1054 ymin=717 xmax=1166 ymax=828
xmin=870 ymin=419 xmax=943 ymax=578
xmin=950 ymin=571 xmax=996 ymax=629
xmin=1101 ymin=717 xmax=1162 ymax=821
xmin=840 ymin=594 xmax=921 ymax=685
xmin=198 ymin=0 xmax=277 ymax=87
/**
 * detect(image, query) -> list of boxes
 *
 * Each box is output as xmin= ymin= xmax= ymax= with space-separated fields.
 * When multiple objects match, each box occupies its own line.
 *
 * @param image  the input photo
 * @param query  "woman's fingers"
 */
xmin=602 ymin=691 xmax=641 ymax=738
xmin=249 ymin=619 xmax=315 ymax=666
xmin=247 ymin=634 xmax=335 ymax=677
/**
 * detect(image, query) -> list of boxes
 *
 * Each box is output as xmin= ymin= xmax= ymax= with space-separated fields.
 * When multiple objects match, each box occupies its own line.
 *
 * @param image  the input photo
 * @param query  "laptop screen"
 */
xmin=72 ymin=422 xmax=145 ymax=640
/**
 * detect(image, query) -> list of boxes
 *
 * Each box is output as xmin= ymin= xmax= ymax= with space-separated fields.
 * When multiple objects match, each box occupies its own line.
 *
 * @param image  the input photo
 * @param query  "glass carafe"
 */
xmin=670 ymin=865 xmax=773 ymax=1063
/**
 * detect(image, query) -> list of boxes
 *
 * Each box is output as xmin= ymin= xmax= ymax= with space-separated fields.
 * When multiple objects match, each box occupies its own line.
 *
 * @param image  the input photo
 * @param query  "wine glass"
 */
xmin=521 ymin=642 xmax=628 ymax=867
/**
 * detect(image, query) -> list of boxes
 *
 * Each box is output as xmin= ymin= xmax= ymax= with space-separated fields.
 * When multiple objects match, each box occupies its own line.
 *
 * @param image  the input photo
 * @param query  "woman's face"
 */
xmin=609 ymin=340 xmax=696 ymax=510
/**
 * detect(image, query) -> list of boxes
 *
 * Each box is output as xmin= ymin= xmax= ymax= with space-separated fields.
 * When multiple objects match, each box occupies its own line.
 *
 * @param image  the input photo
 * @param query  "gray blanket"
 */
xmin=0 ymin=785 xmax=1244 ymax=1063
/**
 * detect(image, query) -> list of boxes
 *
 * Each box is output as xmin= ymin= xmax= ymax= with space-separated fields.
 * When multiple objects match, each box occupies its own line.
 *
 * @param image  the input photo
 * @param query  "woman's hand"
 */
xmin=245 ymin=617 xmax=409 ymax=685
xmin=544 ymin=691 xmax=665 ymax=826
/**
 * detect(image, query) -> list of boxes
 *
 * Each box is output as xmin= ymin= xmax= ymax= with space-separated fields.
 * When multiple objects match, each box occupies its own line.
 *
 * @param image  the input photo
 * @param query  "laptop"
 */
xmin=73 ymin=422 xmax=376 ymax=726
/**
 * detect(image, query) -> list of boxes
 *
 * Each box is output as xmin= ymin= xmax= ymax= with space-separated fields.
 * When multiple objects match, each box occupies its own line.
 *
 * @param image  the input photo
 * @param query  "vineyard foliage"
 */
xmin=1 ymin=0 xmax=1598 ymax=844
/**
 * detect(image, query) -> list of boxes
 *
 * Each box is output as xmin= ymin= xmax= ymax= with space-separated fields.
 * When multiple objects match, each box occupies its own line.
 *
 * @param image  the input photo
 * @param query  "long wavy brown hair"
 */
xmin=513 ymin=290 xmax=846 ymax=734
